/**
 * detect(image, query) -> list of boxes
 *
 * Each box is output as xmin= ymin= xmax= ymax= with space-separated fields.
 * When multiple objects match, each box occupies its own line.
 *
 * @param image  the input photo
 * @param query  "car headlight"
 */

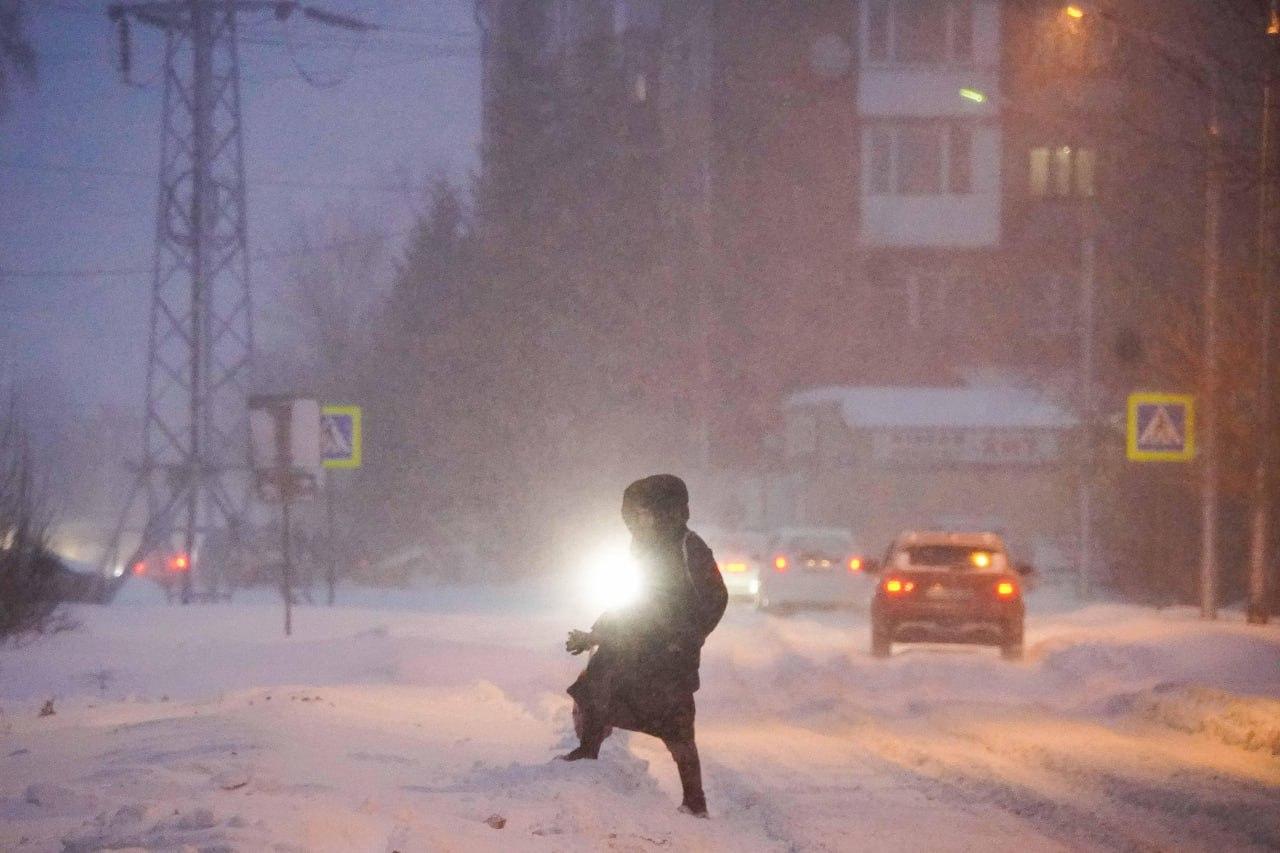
xmin=582 ymin=543 xmax=644 ymax=612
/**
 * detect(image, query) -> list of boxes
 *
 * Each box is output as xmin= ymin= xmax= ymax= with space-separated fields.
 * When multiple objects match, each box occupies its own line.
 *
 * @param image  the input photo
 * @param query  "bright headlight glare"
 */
xmin=583 ymin=543 xmax=644 ymax=611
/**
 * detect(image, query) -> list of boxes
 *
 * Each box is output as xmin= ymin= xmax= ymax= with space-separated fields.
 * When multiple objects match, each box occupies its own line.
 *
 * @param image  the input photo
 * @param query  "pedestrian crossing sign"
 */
xmin=1127 ymin=393 xmax=1194 ymax=462
xmin=321 ymin=405 xmax=362 ymax=469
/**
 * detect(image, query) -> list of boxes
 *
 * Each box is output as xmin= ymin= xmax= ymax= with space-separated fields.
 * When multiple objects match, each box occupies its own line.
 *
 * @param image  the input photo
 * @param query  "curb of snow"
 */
xmin=1133 ymin=682 xmax=1280 ymax=756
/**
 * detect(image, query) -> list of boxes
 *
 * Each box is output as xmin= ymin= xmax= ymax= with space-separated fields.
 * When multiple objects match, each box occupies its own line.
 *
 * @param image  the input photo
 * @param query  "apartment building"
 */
xmin=472 ymin=1 xmax=1274 ymax=593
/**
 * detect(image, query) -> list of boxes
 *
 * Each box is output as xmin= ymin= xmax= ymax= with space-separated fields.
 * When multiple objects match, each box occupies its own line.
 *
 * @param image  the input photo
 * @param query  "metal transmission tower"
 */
xmin=101 ymin=0 xmax=372 ymax=601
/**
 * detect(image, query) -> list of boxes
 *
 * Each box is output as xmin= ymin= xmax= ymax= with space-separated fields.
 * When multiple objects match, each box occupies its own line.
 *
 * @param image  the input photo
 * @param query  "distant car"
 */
xmin=870 ymin=530 xmax=1028 ymax=660
xmin=127 ymin=548 xmax=193 ymax=602
xmin=698 ymin=528 xmax=768 ymax=601
xmin=755 ymin=527 xmax=871 ymax=612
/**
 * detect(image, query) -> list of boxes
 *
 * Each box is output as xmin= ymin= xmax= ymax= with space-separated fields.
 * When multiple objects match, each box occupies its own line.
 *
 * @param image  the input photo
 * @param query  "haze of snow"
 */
xmin=1 ymin=577 xmax=1277 ymax=852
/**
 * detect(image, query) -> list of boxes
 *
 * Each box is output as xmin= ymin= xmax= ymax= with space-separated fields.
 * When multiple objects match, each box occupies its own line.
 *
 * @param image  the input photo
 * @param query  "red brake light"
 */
xmin=848 ymin=556 xmax=863 ymax=573
xmin=884 ymin=578 xmax=915 ymax=595
xmin=996 ymin=580 xmax=1016 ymax=598
xmin=169 ymin=554 xmax=189 ymax=572
xmin=132 ymin=561 xmax=147 ymax=576
xmin=773 ymin=555 xmax=788 ymax=572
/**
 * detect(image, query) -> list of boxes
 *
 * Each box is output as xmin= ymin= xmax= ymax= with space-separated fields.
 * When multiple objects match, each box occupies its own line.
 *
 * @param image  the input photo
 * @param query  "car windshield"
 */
xmin=904 ymin=545 xmax=999 ymax=569
xmin=785 ymin=536 xmax=853 ymax=555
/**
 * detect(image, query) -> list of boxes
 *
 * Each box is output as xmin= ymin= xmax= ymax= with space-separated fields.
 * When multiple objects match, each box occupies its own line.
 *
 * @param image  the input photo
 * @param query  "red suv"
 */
xmin=870 ymin=531 xmax=1029 ymax=660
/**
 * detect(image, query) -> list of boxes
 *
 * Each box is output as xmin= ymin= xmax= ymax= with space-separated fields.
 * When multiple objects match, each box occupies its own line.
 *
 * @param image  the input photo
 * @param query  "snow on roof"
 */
xmin=786 ymin=385 xmax=1078 ymax=429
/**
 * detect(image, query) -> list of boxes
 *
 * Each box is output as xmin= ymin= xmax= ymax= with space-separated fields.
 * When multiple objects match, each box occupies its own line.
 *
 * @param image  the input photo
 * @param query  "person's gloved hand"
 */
xmin=565 ymin=629 xmax=595 ymax=655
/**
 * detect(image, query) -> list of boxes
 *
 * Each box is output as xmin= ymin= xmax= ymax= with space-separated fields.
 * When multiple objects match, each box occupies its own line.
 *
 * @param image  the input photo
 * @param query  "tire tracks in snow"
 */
xmin=918 ymin=710 xmax=1280 ymax=851
xmin=851 ymin=726 xmax=1161 ymax=853
xmin=852 ymin=708 xmax=1279 ymax=853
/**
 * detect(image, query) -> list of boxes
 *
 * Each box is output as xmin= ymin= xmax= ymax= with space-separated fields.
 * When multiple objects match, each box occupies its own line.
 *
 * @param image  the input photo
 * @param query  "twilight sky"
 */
xmin=0 ymin=0 xmax=480 ymax=423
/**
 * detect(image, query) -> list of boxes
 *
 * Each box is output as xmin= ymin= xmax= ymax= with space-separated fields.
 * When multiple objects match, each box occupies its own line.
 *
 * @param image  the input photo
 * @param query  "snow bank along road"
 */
xmin=1 ymin=581 xmax=1278 ymax=852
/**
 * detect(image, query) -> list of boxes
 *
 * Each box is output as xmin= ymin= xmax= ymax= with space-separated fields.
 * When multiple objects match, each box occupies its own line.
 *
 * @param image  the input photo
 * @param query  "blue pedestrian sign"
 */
xmin=1127 ymin=393 xmax=1194 ymax=462
xmin=321 ymin=405 xmax=362 ymax=469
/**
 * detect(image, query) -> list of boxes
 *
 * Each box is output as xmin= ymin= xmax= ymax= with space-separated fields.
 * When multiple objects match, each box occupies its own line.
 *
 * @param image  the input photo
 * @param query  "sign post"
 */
xmin=320 ymin=406 xmax=362 ymax=605
xmin=1126 ymin=392 xmax=1208 ymax=613
xmin=249 ymin=395 xmax=321 ymax=636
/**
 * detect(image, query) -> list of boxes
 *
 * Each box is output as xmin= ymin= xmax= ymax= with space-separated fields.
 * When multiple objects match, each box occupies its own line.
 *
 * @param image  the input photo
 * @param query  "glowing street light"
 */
xmin=1065 ymin=4 xmax=1085 ymax=19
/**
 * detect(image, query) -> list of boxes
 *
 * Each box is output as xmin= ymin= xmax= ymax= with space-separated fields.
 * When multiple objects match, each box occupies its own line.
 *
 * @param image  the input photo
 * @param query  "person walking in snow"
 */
xmin=561 ymin=474 xmax=728 ymax=818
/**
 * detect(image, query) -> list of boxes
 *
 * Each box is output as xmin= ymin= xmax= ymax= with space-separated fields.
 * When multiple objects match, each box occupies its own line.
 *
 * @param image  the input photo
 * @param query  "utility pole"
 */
xmin=1067 ymin=6 xmax=1228 ymax=619
xmin=1077 ymin=201 xmax=1097 ymax=600
xmin=1200 ymin=83 xmax=1224 ymax=620
xmin=1248 ymin=3 xmax=1280 ymax=626
xmin=98 ymin=0 xmax=374 ymax=599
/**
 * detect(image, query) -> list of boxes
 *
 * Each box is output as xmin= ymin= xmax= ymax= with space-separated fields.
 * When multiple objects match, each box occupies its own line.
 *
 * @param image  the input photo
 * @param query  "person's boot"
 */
xmin=666 ymin=739 xmax=708 ymax=817
xmin=559 ymin=743 xmax=600 ymax=761
xmin=559 ymin=699 xmax=605 ymax=760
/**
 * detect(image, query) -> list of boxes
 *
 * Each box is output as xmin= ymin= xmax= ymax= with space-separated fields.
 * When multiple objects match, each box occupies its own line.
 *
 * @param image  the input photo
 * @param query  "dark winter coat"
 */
xmin=568 ymin=528 xmax=727 ymax=743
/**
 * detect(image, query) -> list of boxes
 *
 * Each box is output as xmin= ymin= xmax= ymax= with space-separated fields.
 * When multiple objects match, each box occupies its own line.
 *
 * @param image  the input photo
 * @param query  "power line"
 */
xmin=242 ymin=51 xmax=467 ymax=85
xmin=239 ymin=34 xmax=474 ymax=53
xmin=32 ymin=0 xmax=476 ymax=39
xmin=0 ymin=159 xmax=437 ymax=193
xmin=0 ymin=224 xmax=417 ymax=281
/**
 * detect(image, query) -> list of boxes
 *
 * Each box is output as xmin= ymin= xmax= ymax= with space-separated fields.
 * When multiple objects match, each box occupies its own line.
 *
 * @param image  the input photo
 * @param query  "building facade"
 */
xmin=473 ymin=1 xmax=1266 ymax=591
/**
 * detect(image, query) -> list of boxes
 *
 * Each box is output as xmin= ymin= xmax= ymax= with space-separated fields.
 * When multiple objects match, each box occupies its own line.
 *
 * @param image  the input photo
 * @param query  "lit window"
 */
xmin=1029 ymin=147 xmax=1051 ymax=197
xmin=1029 ymin=145 xmax=1097 ymax=198
xmin=1053 ymin=146 xmax=1072 ymax=196
xmin=865 ymin=0 xmax=976 ymax=65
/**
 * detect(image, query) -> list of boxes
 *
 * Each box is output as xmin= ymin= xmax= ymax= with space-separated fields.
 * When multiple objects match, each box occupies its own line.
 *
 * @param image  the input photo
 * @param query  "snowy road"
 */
xmin=1 ymin=581 xmax=1277 ymax=852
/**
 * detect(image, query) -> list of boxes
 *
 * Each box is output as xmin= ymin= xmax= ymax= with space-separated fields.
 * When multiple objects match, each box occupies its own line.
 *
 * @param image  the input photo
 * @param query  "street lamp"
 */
xmin=1068 ymin=5 xmax=1224 ymax=619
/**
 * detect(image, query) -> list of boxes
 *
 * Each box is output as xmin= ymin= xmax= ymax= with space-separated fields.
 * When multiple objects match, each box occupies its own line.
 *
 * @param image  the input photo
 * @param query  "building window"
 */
xmin=1029 ymin=145 xmax=1096 ymax=198
xmin=1030 ymin=271 xmax=1075 ymax=336
xmin=864 ymin=123 xmax=976 ymax=196
xmin=948 ymin=125 xmax=972 ymax=193
xmin=864 ymin=265 xmax=966 ymax=332
xmin=868 ymin=128 xmax=893 ymax=193
xmin=865 ymin=0 xmax=975 ymax=65
xmin=614 ymin=0 xmax=661 ymax=36
xmin=786 ymin=409 xmax=818 ymax=458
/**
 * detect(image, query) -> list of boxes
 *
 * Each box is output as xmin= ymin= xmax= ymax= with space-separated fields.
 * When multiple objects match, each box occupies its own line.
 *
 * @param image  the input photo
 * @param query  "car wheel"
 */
xmin=871 ymin=621 xmax=891 ymax=658
xmin=1000 ymin=623 xmax=1024 ymax=661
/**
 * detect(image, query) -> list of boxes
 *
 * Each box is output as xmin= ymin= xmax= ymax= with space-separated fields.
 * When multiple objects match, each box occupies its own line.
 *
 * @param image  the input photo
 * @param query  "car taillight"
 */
xmin=723 ymin=561 xmax=748 ymax=574
xmin=168 ymin=554 xmax=189 ymax=573
xmin=773 ymin=555 xmax=788 ymax=573
xmin=132 ymin=561 xmax=147 ymax=576
xmin=996 ymin=580 xmax=1017 ymax=598
xmin=848 ymin=556 xmax=863 ymax=573
xmin=884 ymin=578 xmax=915 ymax=595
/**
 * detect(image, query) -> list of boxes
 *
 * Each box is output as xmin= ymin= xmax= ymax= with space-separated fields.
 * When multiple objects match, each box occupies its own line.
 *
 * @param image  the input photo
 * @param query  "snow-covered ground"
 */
xmin=2 ymin=578 xmax=1278 ymax=852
